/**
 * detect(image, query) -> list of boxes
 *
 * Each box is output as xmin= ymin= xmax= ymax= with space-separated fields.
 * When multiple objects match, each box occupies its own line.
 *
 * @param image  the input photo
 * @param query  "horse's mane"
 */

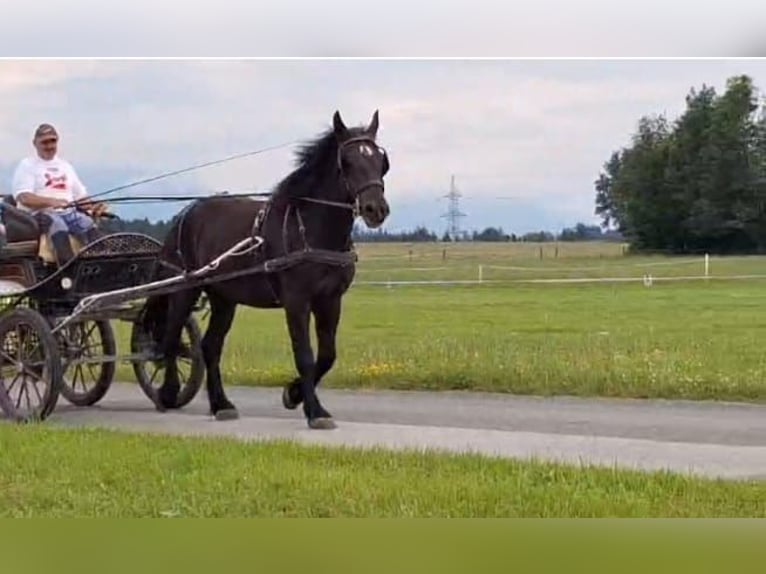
xmin=271 ymin=124 xmax=369 ymax=200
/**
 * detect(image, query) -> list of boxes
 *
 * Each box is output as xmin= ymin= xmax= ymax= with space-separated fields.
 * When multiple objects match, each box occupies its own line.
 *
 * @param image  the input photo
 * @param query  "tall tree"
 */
xmin=594 ymin=74 xmax=766 ymax=254
xmin=664 ymin=83 xmax=717 ymax=251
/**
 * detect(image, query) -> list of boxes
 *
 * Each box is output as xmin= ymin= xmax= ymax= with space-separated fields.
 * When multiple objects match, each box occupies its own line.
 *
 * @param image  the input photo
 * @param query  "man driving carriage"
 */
xmin=11 ymin=123 xmax=108 ymax=264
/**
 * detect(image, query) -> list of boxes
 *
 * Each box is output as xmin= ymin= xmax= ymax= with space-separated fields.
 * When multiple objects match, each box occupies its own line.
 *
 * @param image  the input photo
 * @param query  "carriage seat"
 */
xmin=0 ymin=195 xmax=84 ymax=263
xmin=0 ymin=195 xmax=41 ymax=258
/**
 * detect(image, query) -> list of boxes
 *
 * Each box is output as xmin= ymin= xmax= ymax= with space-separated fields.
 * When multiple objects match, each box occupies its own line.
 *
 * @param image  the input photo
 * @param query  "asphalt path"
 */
xmin=47 ymin=383 xmax=766 ymax=481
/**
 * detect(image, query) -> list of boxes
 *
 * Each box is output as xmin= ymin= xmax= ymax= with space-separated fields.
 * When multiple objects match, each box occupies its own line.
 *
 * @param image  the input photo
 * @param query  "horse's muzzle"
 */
xmin=360 ymin=197 xmax=389 ymax=228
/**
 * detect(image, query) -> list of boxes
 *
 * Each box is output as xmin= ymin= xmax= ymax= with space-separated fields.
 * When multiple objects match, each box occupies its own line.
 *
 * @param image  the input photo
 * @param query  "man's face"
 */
xmin=34 ymin=134 xmax=58 ymax=160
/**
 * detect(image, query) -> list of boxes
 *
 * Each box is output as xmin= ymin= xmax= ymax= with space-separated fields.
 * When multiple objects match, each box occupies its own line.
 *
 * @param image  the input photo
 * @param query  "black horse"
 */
xmin=139 ymin=110 xmax=390 ymax=429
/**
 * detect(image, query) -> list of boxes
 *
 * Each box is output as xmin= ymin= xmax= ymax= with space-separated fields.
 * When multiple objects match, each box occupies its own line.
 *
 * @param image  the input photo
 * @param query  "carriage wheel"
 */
xmin=0 ymin=307 xmax=63 ymax=422
xmin=130 ymin=315 xmax=204 ymax=408
xmin=58 ymin=319 xmax=116 ymax=407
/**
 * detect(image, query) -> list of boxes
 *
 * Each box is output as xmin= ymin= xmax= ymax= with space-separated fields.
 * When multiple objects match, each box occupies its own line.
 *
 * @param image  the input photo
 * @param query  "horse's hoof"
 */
xmin=156 ymin=390 xmax=180 ymax=411
xmin=214 ymin=408 xmax=240 ymax=421
xmin=308 ymin=417 xmax=337 ymax=430
xmin=153 ymin=396 xmax=169 ymax=413
xmin=282 ymin=385 xmax=300 ymax=410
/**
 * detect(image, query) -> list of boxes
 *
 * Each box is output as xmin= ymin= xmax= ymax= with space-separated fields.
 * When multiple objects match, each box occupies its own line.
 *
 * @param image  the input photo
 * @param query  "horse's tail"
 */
xmin=139 ymin=291 xmax=170 ymax=347
xmin=138 ymin=206 xmax=191 ymax=346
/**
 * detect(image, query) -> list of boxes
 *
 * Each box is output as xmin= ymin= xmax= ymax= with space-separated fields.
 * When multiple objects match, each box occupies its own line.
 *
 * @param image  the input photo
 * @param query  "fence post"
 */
xmin=478 ymin=265 xmax=483 ymax=284
xmin=705 ymin=253 xmax=710 ymax=278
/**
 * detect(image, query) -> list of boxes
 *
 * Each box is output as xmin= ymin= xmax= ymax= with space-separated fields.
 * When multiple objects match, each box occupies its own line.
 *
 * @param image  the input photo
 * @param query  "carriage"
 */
xmin=1 ymin=109 xmax=390 ymax=429
xmin=0 ymin=195 xmax=207 ymax=422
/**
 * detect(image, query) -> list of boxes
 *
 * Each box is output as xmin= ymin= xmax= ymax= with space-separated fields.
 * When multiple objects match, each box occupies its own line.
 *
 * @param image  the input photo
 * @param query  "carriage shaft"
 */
xmin=50 ymin=241 xmax=355 ymax=335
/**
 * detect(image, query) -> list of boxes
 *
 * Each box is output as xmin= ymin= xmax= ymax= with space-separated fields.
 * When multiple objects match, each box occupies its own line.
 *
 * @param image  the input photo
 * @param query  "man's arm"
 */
xmin=15 ymin=192 xmax=69 ymax=210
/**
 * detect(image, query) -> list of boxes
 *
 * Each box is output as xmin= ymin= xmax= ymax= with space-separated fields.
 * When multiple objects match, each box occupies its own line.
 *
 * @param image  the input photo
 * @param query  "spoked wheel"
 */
xmin=130 ymin=315 xmax=204 ymax=408
xmin=0 ymin=307 xmax=63 ymax=422
xmin=57 ymin=319 xmax=116 ymax=407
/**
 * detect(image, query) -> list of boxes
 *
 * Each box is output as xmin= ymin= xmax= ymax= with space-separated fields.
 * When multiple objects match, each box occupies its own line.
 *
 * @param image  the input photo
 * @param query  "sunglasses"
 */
xmin=37 ymin=138 xmax=58 ymax=145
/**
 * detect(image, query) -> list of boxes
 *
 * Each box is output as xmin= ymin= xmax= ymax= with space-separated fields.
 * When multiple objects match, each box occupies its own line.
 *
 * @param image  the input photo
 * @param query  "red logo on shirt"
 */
xmin=44 ymin=172 xmax=68 ymax=190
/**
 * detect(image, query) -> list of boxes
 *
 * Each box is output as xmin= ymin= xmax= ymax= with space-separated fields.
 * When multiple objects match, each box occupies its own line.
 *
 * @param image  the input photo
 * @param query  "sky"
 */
xmin=1 ymin=58 xmax=766 ymax=235
xmin=2 ymin=1 xmax=766 ymax=57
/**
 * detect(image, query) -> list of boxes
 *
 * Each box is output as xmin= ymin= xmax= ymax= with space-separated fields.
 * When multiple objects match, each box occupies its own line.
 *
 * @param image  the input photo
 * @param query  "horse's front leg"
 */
xmin=283 ymin=295 xmax=340 ymax=411
xmin=284 ymin=298 xmax=336 ymax=430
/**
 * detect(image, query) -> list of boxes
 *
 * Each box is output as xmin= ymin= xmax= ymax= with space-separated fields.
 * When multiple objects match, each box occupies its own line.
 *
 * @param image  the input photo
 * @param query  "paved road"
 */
xmin=48 ymin=383 xmax=766 ymax=481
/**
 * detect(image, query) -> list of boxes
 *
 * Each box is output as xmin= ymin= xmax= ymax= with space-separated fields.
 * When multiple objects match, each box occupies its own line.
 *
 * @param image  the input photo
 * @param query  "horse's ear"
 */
xmin=367 ymin=110 xmax=379 ymax=137
xmin=333 ymin=110 xmax=349 ymax=139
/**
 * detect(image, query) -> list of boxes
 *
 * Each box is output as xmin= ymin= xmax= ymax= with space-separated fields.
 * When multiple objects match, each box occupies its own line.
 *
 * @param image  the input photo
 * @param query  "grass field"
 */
xmin=1 ymin=424 xmax=764 ymax=517
xmin=109 ymin=241 xmax=766 ymax=403
xmin=8 ymin=242 xmax=766 ymax=519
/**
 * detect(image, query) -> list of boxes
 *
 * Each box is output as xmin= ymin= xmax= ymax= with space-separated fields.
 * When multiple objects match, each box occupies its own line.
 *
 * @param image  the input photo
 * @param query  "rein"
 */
xmin=298 ymin=197 xmax=357 ymax=211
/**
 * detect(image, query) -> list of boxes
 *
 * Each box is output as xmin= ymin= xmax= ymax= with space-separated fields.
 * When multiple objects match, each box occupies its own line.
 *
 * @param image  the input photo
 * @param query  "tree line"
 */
xmin=594 ymin=74 xmax=766 ymax=254
xmin=101 ymin=217 xmax=617 ymax=244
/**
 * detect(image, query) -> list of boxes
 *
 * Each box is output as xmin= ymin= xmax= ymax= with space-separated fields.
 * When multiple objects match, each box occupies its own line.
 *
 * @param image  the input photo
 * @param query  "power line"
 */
xmin=440 ymin=174 xmax=466 ymax=241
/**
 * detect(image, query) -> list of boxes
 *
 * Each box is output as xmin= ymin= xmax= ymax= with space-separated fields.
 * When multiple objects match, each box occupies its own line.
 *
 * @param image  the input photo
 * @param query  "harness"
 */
xmin=165 ymin=134 xmax=385 ymax=277
xmin=45 ymin=134 xmax=389 ymax=330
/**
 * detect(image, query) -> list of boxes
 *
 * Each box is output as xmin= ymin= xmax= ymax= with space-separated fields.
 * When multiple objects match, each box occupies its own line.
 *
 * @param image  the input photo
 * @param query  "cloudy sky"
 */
xmin=2 ymin=1 xmax=766 ymax=57
xmin=1 ymin=59 xmax=766 ymax=234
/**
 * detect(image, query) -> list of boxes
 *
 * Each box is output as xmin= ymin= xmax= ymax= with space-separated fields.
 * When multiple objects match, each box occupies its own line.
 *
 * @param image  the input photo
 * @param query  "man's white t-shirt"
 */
xmin=11 ymin=155 xmax=88 ymax=212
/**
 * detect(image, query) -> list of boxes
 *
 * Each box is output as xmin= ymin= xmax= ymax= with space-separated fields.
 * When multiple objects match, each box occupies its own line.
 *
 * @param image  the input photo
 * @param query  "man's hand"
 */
xmin=77 ymin=199 xmax=109 ymax=218
xmin=91 ymin=202 xmax=108 ymax=217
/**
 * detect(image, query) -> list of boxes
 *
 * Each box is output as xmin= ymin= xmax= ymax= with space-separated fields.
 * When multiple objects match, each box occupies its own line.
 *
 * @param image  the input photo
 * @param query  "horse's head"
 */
xmin=333 ymin=110 xmax=390 ymax=229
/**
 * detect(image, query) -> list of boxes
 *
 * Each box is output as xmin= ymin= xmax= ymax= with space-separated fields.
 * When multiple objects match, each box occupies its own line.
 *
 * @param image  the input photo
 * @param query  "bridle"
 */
xmin=247 ymin=134 xmax=389 ymax=258
xmin=298 ymin=135 xmax=388 ymax=216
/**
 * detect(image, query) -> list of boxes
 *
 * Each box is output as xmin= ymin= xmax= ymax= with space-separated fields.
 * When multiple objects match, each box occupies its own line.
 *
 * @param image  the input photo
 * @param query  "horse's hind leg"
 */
xmin=283 ymin=295 xmax=340 ymax=411
xmin=201 ymin=291 xmax=239 ymax=421
xmin=157 ymin=288 xmax=201 ymax=410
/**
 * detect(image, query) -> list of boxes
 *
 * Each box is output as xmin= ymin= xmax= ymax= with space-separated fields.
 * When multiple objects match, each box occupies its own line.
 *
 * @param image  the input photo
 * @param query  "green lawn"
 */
xmin=1 ymin=424 xmax=764 ymax=517
xmin=103 ymin=243 xmax=766 ymax=403
xmin=10 ymin=242 xmax=765 ymax=520
xmin=116 ymin=280 xmax=766 ymax=403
